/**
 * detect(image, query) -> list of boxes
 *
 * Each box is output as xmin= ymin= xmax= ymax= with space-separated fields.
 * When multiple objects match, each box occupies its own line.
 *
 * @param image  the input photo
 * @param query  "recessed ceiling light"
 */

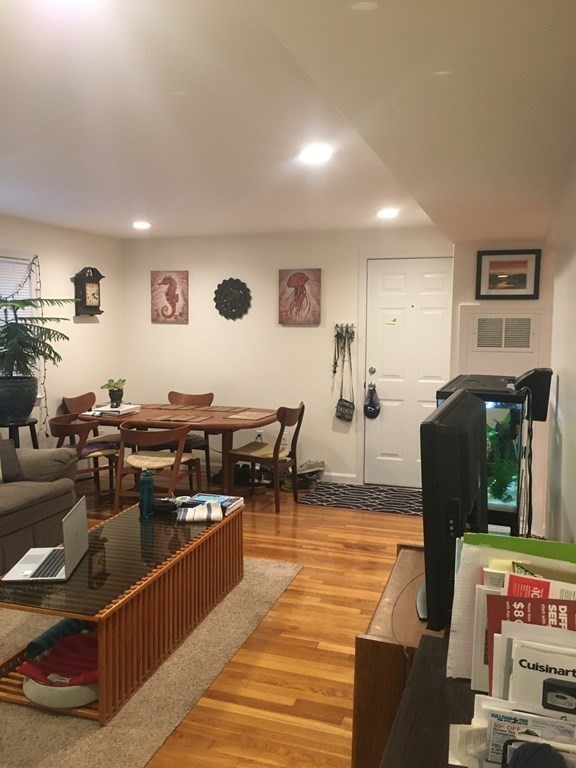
xmin=377 ymin=207 xmax=400 ymax=220
xmin=132 ymin=220 xmax=151 ymax=230
xmin=351 ymin=2 xmax=379 ymax=10
xmin=298 ymin=143 xmax=334 ymax=165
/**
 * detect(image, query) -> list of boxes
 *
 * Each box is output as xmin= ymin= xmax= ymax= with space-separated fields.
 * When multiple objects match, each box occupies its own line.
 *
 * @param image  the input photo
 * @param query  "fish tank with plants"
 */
xmin=484 ymin=400 xmax=524 ymax=512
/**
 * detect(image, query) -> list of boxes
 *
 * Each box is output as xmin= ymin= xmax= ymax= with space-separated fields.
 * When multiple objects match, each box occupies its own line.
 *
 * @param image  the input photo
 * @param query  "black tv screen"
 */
xmin=419 ymin=388 xmax=488 ymax=631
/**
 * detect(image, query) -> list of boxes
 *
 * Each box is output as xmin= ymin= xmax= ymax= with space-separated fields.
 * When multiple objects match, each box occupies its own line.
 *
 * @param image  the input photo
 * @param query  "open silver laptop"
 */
xmin=2 ymin=496 xmax=89 ymax=582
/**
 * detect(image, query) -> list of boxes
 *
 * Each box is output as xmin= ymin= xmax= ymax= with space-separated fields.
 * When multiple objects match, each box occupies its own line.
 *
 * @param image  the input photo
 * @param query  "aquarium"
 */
xmin=436 ymin=374 xmax=527 ymax=535
xmin=484 ymin=400 xmax=524 ymax=512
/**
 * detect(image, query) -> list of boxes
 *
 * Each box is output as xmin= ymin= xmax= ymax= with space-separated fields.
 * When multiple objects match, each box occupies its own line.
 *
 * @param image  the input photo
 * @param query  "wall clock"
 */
xmin=73 ymin=266 xmax=105 ymax=316
xmin=214 ymin=278 xmax=251 ymax=320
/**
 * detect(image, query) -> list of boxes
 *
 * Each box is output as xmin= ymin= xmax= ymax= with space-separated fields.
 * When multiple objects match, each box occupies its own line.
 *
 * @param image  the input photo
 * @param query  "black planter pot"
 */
xmin=109 ymin=388 xmax=124 ymax=408
xmin=0 ymin=377 xmax=38 ymax=421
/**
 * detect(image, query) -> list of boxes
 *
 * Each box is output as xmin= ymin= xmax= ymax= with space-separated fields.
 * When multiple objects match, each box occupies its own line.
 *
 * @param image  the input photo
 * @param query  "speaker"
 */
xmin=514 ymin=368 xmax=553 ymax=422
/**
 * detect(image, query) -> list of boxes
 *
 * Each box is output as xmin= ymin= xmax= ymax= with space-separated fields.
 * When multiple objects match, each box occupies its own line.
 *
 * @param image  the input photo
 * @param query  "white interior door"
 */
xmin=364 ymin=257 xmax=453 ymax=487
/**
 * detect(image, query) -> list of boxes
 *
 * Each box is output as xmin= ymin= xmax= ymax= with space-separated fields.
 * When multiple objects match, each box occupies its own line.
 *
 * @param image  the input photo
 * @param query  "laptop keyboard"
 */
xmin=31 ymin=549 xmax=65 ymax=578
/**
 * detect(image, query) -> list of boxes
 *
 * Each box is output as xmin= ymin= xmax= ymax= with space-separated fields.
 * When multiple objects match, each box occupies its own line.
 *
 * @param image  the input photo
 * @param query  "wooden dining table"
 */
xmin=85 ymin=404 xmax=278 ymax=493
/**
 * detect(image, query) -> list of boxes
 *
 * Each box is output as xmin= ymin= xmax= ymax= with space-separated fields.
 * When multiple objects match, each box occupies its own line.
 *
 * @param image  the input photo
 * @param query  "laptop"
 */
xmin=2 ymin=496 xmax=89 ymax=582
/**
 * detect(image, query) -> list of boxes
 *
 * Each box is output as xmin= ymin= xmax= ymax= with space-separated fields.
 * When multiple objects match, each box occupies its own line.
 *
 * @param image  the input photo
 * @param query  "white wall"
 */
xmin=450 ymin=241 xmax=553 ymax=536
xmin=121 ymin=227 xmax=452 ymax=481
xmin=3 ymin=211 xmax=561 ymax=531
xmin=546 ymin=166 xmax=576 ymax=543
xmin=1 ymin=214 xmax=452 ymax=476
xmin=0 ymin=213 xmax=124 ymax=444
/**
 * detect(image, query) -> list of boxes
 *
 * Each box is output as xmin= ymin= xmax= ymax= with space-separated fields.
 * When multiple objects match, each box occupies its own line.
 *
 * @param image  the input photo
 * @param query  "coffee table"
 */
xmin=0 ymin=504 xmax=243 ymax=725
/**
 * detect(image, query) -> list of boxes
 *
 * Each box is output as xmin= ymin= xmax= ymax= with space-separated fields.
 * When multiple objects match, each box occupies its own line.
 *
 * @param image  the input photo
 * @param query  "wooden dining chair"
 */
xmin=167 ymin=391 xmax=215 ymax=483
xmin=113 ymin=421 xmax=203 ymax=514
xmin=227 ymin=402 xmax=305 ymax=514
xmin=48 ymin=413 xmax=119 ymax=498
xmin=60 ymin=392 xmax=121 ymax=444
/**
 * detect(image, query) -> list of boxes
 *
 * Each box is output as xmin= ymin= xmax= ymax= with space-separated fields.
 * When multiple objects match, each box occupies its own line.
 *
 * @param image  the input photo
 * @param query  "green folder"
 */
xmin=463 ymin=533 xmax=576 ymax=563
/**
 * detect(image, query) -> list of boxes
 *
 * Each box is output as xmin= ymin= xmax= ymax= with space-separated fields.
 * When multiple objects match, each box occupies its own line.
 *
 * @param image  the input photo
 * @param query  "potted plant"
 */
xmin=100 ymin=378 xmax=127 ymax=408
xmin=0 ymin=297 xmax=74 ymax=421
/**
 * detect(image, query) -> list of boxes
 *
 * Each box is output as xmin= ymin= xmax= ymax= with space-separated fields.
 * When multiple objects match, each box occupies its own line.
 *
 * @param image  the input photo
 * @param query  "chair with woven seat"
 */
xmin=113 ymin=421 xmax=203 ymax=514
xmin=167 ymin=391 xmax=215 ymax=483
xmin=48 ymin=413 xmax=119 ymax=499
xmin=227 ymin=402 xmax=305 ymax=514
xmin=59 ymin=392 xmax=120 ymax=445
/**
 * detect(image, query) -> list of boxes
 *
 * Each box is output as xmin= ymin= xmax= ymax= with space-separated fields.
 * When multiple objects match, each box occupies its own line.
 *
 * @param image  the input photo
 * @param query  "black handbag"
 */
xmin=336 ymin=397 xmax=355 ymax=422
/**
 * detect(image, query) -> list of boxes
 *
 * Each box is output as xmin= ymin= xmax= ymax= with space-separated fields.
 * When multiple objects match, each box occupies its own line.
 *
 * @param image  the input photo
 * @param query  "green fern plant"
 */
xmin=0 ymin=297 xmax=74 ymax=378
xmin=486 ymin=421 xmax=518 ymax=503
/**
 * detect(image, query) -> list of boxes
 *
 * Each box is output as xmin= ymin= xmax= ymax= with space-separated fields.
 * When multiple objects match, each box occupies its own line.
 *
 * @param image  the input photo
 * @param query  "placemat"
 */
xmin=160 ymin=414 xmax=211 ymax=422
xmin=227 ymin=410 xmax=274 ymax=420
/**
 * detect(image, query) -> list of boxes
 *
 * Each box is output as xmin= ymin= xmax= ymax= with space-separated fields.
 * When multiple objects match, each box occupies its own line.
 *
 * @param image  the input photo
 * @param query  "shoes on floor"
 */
xmin=297 ymin=460 xmax=325 ymax=475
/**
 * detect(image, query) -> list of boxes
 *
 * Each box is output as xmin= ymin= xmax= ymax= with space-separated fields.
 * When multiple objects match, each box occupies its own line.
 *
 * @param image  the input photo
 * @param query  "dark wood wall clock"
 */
xmin=73 ymin=266 xmax=105 ymax=316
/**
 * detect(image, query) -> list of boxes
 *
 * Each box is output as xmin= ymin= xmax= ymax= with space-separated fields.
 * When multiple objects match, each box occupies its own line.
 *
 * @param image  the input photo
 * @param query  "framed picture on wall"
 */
xmin=278 ymin=268 xmax=321 ymax=326
xmin=151 ymin=270 xmax=189 ymax=323
xmin=475 ymin=249 xmax=541 ymax=300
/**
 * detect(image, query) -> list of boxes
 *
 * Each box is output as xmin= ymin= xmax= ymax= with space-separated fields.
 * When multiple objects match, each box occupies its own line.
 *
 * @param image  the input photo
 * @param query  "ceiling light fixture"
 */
xmin=377 ymin=207 xmax=400 ymax=220
xmin=298 ymin=143 xmax=334 ymax=165
xmin=351 ymin=2 xmax=379 ymax=10
xmin=132 ymin=220 xmax=151 ymax=230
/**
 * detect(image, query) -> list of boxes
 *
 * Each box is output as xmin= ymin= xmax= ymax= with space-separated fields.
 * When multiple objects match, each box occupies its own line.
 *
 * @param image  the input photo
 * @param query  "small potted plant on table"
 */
xmin=101 ymin=378 xmax=127 ymax=408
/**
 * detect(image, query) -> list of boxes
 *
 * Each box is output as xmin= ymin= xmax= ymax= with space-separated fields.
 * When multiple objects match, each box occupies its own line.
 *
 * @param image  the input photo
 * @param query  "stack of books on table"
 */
xmin=181 ymin=493 xmax=244 ymax=515
xmin=83 ymin=404 xmax=141 ymax=416
xmin=447 ymin=533 xmax=576 ymax=767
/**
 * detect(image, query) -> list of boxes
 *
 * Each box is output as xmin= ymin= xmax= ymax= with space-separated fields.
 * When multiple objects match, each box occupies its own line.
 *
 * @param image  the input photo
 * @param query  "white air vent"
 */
xmin=474 ymin=315 xmax=534 ymax=352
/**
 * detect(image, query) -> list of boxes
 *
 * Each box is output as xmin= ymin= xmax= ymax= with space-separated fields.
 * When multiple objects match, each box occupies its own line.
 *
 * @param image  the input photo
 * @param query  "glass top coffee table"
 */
xmin=0 ymin=504 xmax=244 ymax=724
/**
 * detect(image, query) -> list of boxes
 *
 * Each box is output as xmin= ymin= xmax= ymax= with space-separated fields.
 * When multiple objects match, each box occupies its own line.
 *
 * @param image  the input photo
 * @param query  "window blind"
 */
xmin=0 ymin=256 xmax=33 ymax=300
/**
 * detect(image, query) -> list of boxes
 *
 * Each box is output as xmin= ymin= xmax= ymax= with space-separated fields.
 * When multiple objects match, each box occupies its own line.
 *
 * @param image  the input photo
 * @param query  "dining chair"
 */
xmin=113 ymin=421 xmax=203 ymax=514
xmin=226 ymin=402 xmax=305 ymax=514
xmin=167 ymin=391 xmax=215 ymax=483
xmin=60 ymin=392 xmax=121 ymax=444
xmin=48 ymin=413 xmax=119 ymax=498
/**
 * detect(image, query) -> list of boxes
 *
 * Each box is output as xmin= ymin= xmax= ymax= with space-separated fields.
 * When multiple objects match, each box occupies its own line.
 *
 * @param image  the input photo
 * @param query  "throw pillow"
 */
xmin=0 ymin=438 xmax=23 ymax=483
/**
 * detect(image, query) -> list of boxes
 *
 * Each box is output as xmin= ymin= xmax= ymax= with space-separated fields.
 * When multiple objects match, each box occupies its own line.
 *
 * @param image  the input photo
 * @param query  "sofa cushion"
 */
xmin=0 ymin=439 xmax=23 ymax=483
xmin=0 ymin=479 xmax=76 ymax=533
xmin=17 ymin=448 xmax=77 ymax=483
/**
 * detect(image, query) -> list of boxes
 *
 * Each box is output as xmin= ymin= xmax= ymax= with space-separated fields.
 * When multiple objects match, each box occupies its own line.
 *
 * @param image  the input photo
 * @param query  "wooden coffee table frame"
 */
xmin=0 ymin=506 xmax=243 ymax=725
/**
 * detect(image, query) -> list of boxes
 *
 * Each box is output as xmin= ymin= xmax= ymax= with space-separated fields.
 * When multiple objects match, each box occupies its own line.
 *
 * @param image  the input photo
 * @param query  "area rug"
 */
xmin=0 ymin=557 xmax=302 ymax=768
xmin=300 ymin=482 xmax=422 ymax=515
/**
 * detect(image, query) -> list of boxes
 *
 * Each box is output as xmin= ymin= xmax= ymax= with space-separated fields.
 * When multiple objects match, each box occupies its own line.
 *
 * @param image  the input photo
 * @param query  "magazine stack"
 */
xmin=446 ymin=533 xmax=576 ymax=767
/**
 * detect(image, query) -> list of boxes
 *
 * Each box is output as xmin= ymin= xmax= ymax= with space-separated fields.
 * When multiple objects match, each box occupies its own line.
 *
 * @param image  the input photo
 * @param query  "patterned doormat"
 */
xmin=299 ymin=482 xmax=422 ymax=515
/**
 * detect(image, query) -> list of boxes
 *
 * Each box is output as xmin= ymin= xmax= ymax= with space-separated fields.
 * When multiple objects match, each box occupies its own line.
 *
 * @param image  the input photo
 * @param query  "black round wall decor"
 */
xmin=214 ymin=278 xmax=251 ymax=320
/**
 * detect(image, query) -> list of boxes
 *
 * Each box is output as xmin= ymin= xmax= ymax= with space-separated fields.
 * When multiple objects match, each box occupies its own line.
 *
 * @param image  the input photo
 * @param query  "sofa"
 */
xmin=0 ymin=446 xmax=78 ymax=575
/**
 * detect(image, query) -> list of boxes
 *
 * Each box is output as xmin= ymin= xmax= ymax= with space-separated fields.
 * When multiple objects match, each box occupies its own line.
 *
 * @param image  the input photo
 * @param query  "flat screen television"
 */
xmin=419 ymin=388 xmax=488 ymax=631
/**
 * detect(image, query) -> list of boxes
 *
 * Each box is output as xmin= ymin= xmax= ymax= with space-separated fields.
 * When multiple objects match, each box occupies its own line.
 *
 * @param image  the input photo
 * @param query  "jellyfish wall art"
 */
xmin=278 ymin=268 xmax=321 ymax=326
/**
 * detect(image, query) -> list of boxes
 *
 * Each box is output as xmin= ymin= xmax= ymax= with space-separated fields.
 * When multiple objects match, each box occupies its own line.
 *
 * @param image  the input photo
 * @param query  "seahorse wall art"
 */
xmin=278 ymin=268 xmax=321 ymax=326
xmin=150 ymin=270 xmax=189 ymax=324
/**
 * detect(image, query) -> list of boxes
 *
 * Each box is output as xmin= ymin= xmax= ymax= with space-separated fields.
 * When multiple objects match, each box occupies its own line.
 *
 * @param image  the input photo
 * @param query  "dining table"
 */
xmin=84 ymin=404 xmax=278 ymax=493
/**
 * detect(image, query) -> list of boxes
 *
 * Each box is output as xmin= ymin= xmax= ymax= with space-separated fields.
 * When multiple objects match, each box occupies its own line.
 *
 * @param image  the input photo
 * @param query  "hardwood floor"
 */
xmin=87 ymin=488 xmax=423 ymax=768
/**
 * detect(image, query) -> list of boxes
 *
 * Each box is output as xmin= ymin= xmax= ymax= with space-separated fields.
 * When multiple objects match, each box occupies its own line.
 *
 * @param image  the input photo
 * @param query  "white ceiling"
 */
xmin=2 ymin=0 xmax=576 ymax=243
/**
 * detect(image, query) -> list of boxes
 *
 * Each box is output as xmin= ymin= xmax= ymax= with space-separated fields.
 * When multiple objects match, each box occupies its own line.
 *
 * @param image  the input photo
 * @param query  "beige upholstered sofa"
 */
xmin=0 ymin=447 xmax=77 ymax=575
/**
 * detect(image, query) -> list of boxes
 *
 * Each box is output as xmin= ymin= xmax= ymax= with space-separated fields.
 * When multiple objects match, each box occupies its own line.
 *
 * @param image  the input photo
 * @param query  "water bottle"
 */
xmin=139 ymin=468 xmax=155 ymax=520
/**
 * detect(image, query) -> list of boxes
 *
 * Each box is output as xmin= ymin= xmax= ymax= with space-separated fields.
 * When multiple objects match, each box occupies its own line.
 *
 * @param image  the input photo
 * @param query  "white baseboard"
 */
xmin=320 ymin=472 xmax=361 ymax=485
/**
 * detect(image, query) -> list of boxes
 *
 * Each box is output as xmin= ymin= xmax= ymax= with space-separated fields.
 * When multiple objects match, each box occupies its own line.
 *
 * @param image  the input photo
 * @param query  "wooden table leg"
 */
xmin=221 ymin=431 xmax=233 ymax=493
